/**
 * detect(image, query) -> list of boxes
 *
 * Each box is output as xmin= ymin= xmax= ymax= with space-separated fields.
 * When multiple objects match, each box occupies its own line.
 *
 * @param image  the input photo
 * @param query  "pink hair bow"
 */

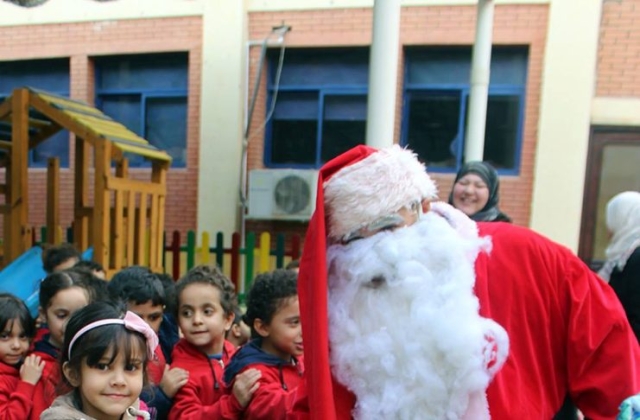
xmin=68 ymin=311 xmax=159 ymax=360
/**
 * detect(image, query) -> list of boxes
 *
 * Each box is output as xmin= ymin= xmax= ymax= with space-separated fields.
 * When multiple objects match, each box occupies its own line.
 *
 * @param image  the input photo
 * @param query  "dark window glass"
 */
xmin=403 ymin=46 xmax=527 ymax=173
xmin=266 ymin=48 xmax=369 ymax=168
xmin=406 ymin=93 xmax=461 ymax=169
xmin=95 ymin=53 xmax=188 ymax=168
xmin=321 ymin=95 xmax=367 ymax=163
xmin=0 ymin=59 xmax=70 ymax=167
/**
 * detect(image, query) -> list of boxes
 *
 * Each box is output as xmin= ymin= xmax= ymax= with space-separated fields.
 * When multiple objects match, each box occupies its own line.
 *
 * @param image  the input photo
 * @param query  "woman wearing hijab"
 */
xmin=448 ymin=161 xmax=511 ymax=222
xmin=598 ymin=191 xmax=640 ymax=340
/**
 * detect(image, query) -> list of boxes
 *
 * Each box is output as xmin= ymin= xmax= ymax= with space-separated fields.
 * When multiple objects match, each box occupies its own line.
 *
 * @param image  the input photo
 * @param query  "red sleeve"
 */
xmin=475 ymin=223 xmax=640 ymax=419
xmin=243 ymin=366 xmax=297 ymax=420
xmin=168 ymin=378 xmax=243 ymax=420
xmin=563 ymin=253 xmax=640 ymax=419
xmin=0 ymin=379 xmax=36 ymax=420
xmin=29 ymin=360 xmax=59 ymax=420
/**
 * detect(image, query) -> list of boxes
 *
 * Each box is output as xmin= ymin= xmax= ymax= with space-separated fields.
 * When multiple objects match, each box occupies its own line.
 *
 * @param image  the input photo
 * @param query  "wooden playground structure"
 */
xmin=0 ymin=87 xmax=172 ymax=277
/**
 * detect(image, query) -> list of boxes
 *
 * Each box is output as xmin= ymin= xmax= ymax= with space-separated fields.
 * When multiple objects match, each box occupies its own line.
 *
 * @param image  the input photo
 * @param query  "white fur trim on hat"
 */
xmin=324 ymin=145 xmax=437 ymax=241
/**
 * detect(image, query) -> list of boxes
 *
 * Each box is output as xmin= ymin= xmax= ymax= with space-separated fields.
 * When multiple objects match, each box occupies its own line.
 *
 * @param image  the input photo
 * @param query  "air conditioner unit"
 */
xmin=247 ymin=169 xmax=318 ymax=221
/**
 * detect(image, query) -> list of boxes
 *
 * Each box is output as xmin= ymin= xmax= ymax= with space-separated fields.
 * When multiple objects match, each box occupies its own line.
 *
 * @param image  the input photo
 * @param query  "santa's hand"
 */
xmin=482 ymin=319 xmax=509 ymax=378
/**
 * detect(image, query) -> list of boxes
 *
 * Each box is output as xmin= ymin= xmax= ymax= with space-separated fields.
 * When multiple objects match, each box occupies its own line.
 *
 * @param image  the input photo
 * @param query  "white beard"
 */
xmin=327 ymin=210 xmax=508 ymax=420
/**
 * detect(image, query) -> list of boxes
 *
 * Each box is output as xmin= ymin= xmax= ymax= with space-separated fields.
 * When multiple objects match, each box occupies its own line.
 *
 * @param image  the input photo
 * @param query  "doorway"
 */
xmin=579 ymin=128 xmax=640 ymax=267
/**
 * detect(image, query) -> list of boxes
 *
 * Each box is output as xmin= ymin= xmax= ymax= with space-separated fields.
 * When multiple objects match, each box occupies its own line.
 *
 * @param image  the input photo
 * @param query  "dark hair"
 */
xmin=0 ymin=293 xmax=36 ymax=339
xmin=42 ymin=243 xmax=81 ymax=273
xmin=155 ymin=272 xmax=177 ymax=315
xmin=61 ymin=301 xmax=149 ymax=389
xmin=175 ymin=265 xmax=236 ymax=317
xmin=245 ymin=269 xmax=297 ymax=334
xmin=108 ymin=267 xmax=166 ymax=307
xmin=39 ymin=269 xmax=108 ymax=310
xmin=74 ymin=260 xmax=105 ymax=273
xmin=285 ymin=259 xmax=300 ymax=270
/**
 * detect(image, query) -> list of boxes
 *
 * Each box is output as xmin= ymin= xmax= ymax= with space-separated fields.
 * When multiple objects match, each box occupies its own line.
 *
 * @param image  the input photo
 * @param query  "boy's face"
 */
xmin=127 ymin=300 xmax=164 ymax=334
xmin=228 ymin=320 xmax=251 ymax=347
xmin=178 ymin=283 xmax=233 ymax=355
xmin=256 ymin=296 xmax=303 ymax=360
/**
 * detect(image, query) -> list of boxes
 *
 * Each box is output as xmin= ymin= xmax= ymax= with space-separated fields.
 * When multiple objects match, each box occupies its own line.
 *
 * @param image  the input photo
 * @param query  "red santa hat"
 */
xmin=294 ymin=144 xmax=438 ymax=419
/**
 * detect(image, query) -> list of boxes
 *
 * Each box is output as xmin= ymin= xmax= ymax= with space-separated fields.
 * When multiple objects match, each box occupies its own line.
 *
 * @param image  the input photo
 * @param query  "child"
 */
xmin=169 ymin=265 xmax=261 ymax=419
xmin=226 ymin=306 xmax=251 ymax=349
xmin=42 ymin=243 xmax=81 ymax=274
xmin=30 ymin=269 xmax=106 ymax=419
xmin=108 ymin=266 xmax=187 ymax=419
xmin=0 ymin=293 xmax=45 ymax=419
xmin=224 ymin=269 xmax=304 ymax=419
xmin=40 ymin=301 xmax=156 ymax=420
xmin=74 ymin=260 xmax=107 ymax=280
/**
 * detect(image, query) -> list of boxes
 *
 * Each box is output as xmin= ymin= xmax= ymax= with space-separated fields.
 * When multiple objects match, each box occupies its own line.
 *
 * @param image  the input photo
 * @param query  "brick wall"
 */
xmin=597 ymin=0 xmax=640 ymax=96
xmin=0 ymin=17 xmax=202 ymax=241
xmin=246 ymin=4 xmax=549 ymax=236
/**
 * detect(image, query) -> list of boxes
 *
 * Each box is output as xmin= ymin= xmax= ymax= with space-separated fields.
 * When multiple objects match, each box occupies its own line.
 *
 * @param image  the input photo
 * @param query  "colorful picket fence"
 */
xmin=20 ymin=226 xmax=301 ymax=297
xmin=164 ymin=230 xmax=301 ymax=295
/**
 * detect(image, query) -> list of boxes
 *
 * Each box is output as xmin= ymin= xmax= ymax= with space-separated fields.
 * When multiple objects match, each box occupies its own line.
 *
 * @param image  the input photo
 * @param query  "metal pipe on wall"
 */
xmin=464 ymin=0 xmax=495 ymax=163
xmin=365 ymin=0 xmax=402 ymax=148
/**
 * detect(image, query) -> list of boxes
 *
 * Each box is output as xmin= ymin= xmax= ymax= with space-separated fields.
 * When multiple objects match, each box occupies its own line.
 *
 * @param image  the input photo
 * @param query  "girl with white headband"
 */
xmin=41 ymin=301 xmax=158 ymax=420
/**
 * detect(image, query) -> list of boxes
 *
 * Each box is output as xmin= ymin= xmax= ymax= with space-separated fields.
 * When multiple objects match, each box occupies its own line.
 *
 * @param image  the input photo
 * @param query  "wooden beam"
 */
xmin=29 ymin=125 xmax=63 ymax=149
xmin=106 ymin=177 xmax=166 ymax=196
xmin=151 ymin=161 xmax=169 ymax=270
xmin=28 ymin=92 xmax=99 ymax=148
xmin=74 ymin=137 xmax=90 ymax=251
xmin=112 ymin=159 xmax=128 ymax=271
xmin=46 ymin=158 xmax=60 ymax=244
xmin=0 ymin=141 xmax=12 ymax=150
xmin=8 ymin=88 xmax=30 ymax=262
xmin=0 ymin=97 xmax=11 ymax=120
xmin=93 ymin=141 xmax=111 ymax=271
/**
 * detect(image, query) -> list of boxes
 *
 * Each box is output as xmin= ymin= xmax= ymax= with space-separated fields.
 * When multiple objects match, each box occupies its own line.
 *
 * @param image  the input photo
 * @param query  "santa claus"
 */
xmin=291 ymin=145 xmax=640 ymax=420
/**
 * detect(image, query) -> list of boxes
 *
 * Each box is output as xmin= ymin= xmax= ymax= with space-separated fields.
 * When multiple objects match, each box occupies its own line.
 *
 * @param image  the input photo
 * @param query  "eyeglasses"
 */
xmin=339 ymin=201 xmax=422 ymax=245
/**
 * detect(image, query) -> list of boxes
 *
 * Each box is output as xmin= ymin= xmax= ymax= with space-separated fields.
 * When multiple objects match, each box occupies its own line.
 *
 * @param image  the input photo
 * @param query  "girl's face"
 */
xmin=452 ymin=173 xmax=490 ymax=217
xmin=178 ymin=283 xmax=233 ymax=355
xmin=0 ymin=318 xmax=30 ymax=366
xmin=65 ymin=344 xmax=144 ymax=420
xmin=256 ymin=296 xmax=303 ymax=360
xmin=42 ymin=287 xmax=90 ymax=348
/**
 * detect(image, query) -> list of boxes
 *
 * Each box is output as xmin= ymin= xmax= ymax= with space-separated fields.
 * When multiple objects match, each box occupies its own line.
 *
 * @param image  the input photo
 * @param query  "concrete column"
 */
xmin=365 ymin=0 xmax=401 ymax=148
xmin=530 ymin=0 xmax=603 ymax=250
xmin=464 ymin=0 xmax=494 ymax=162
xmin=197 ymin=0 xmax=247 ymax=238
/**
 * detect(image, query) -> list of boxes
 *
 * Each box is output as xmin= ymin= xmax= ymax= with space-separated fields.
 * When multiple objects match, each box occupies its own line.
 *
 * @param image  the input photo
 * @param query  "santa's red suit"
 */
xmin=289 ymin=145 xmax=640 ymax=420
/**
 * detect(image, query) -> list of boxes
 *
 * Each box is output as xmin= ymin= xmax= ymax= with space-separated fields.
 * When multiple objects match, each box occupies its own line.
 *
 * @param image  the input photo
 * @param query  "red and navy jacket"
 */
xmin=0 ymin=361 xmax=37 ymax=420
xmin=224 ymin=339 xmax=304 ymax=420
xmin=30 ymin=335 xmax=68 ymax=420
xmin=168 ymin=338 xmax=241 ymax=420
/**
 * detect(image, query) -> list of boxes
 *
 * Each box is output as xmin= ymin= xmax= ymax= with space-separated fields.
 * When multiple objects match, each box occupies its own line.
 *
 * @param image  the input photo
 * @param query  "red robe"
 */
xmin=168 ymin=338 xmax=242 ymax=420
xmin=291 ymin=144 xmax=640 ymax=420
xmin=0 ymin=361 xmax=36 ymax=420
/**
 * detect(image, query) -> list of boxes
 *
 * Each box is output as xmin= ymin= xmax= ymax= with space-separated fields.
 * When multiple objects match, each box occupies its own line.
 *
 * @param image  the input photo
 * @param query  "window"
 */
xmin=402 ymin=46 xmax=528 ymax=173
xmin=95 ymin=53 xmax=188 ymax=168
xmin=266 ymin=48 xmax=369 ymax=168
xmin=0 ymin=58 xmax=70 ymax=168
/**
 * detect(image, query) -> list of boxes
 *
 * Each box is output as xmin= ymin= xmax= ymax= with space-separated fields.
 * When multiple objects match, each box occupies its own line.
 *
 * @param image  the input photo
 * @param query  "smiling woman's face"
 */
xmin=451 ymin=173 xmax=490 ymax=217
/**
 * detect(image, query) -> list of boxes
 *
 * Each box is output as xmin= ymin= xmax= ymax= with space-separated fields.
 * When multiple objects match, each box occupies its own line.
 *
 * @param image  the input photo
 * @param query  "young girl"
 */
xmin=30 ymin=269 xmax=106 ymax=419
xmin=40 ymin=301 xmax=158 ymax=420
xmin=0 ymin=293 xmax=45 ymax=420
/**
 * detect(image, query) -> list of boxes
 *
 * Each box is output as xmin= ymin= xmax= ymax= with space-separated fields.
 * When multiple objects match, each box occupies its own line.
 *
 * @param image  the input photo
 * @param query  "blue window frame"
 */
xmin=265 ymin=48 xmax=369 ymax=168
xmin=94 ymin=53 xmax=188 ymax=168
xmin=401 ymin=46 xmax=528 ymax=174
xmin=0 ymin=58 xmax=70 ymax=168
